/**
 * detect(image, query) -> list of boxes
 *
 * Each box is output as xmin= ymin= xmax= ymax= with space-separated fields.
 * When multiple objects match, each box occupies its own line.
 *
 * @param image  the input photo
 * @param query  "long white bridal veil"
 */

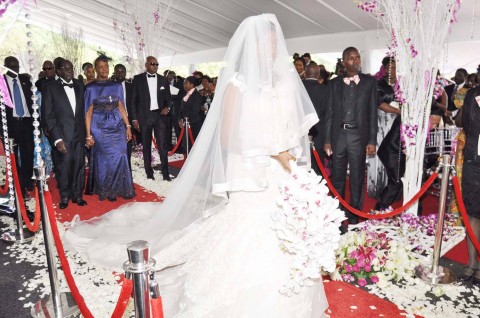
xmin=65 ymin=13 xmax=319 ymax=269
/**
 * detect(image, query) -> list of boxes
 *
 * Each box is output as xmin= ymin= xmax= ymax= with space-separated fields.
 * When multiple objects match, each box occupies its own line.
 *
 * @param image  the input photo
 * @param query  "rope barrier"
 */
xmin=44 ymin=190 xmax=94 ymax=318
xmin=10 ymin=153 xmax=41 ymax=232
xmin=188 ymin=127 xmax=195 ymax=145
xmin=44 ymin=190 xmax=135 ymax=318
xmin=168 ymin=126 xmax=185 ymax=156
xmin=312 ymin=148 xmax=438 ymax=219
xmin=452 ymin=176 xmax=480 ymax=253
xmin=151 ymin=298 xmax=164 ymax=318
xmin=110 ymin=278 xmax=134 ymax=318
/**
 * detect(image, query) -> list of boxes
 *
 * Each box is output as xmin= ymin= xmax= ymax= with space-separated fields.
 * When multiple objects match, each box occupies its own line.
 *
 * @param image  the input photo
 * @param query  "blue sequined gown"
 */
xmin=84 ymin=81 xmax=134 ymax=200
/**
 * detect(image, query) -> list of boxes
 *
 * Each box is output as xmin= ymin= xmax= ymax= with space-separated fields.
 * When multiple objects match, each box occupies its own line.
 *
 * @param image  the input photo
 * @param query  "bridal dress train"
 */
xmin=154 ymin=161 xmax=328 ymax=318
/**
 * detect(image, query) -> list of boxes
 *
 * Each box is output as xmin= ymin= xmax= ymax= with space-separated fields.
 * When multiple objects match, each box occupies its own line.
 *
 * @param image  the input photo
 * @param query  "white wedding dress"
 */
xmin=65 ymin=14 xmax=330 ymax=318
xmin=154 ymin=160 xmax=328 ymax=318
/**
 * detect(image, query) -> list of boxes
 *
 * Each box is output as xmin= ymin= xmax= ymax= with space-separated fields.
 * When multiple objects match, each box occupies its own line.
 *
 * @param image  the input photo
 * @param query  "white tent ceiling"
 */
xmin=11 ymin=0 xmax=480 ymax=73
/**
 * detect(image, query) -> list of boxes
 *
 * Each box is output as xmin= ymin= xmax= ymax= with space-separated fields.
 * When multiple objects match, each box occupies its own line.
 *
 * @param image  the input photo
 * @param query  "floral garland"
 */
xmin=272 ymin=162 xmax=345 ymax=296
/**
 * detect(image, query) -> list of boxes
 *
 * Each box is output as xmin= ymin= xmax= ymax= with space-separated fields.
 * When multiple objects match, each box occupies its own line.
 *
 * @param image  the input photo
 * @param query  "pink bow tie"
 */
xmin=343 ymin=74 xmax=360 ymax=85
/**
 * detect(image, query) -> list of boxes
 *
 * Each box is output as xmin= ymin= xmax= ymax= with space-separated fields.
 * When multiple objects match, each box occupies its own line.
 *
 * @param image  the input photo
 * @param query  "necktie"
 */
xmin=63 ymin=82 xmax=74 ymax=88
xmin=343 ymin=74 xmax=360 ymax=85
xmin=147 ymin=74 xmax=156 ymax=78
xmin=12 ymin=78 xmax=25 ymax=117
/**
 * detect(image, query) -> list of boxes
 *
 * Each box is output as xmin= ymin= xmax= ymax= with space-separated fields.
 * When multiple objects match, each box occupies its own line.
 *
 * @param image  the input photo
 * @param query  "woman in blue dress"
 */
xmin=84 ymin=56 xmax=135 ymax=201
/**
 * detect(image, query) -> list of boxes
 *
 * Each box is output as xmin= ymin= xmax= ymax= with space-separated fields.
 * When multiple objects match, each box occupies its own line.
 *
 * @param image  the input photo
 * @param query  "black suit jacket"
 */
xmin=2 ymin=74 xmax=34 ymax=134
xmin=303 ymin=79 xmax=329 ymax=143
xmin=324 ymin=73 xmax=378 ymax=149
xmin=41 ymin=79 xmax=86 ymax=145
xmin=130 ymin=73 xmax=172 ymax=124
xmin=444 ymin=83 xmax=457 ymax=111
xmin=179 ymin=89 xmax=203 ymax=125
xmin=116 ymin=80 xmax=134 ymax=123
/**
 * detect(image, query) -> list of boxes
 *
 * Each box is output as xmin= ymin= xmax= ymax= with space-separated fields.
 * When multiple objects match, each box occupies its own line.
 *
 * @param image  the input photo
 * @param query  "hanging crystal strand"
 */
xmin=471 ymin=0 xmax=477 ymax=39
xmin=0 ymin=94 xmax=15 ymax=205
xmin=24 ymin=12 xmax=43 ymax=169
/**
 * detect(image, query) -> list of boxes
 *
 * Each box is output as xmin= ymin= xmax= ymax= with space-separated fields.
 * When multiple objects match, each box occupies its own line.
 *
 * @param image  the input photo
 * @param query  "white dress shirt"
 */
xmin=147 ymin=73 xmax=159 ymax=111
xmin=54 ymin=80 xmax=76 ymax=146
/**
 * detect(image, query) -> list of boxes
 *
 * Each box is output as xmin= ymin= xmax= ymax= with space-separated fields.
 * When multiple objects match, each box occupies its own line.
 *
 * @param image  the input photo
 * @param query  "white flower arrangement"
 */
xmin=272 ymin=162 xmax=345 ymax=296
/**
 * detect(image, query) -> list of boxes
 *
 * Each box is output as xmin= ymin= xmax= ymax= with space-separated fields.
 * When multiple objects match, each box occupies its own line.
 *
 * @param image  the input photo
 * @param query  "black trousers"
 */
xmin=141 ymin=112 xmax=170 ymax=178
xmin=331 ymin=129 xmax=366 ymax=224
xmin=375 ymin=144 xmax=405 ymax=210
xmin=53 ymin=139 xmax=85 ymax=200
xmin=8 ymin=118 xmax=34 ymax=191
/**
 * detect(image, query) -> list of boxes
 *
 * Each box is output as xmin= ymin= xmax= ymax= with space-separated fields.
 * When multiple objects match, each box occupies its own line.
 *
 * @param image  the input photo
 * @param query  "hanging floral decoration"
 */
xmin=112 ymin=0 xmax=179 ymax=73
xmin=354 ymin=0 xmax=462 ymax=214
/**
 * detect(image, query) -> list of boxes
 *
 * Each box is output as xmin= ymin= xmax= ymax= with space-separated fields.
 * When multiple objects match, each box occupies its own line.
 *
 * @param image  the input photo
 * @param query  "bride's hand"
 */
xmin=272 ymin=151 xmax=295 ymax=173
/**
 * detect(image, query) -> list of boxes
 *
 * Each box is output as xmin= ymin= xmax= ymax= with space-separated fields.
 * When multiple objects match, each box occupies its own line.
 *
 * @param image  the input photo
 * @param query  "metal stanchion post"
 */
xmin=184 ymin=117 xmax=190 ymax=157
xmin=1 ymin=139 xmax=35 ymax=243
xmin=415 ymin=154 xmax=456 ymax=285
xmin=31 ymin=166 xmax=79 ymax=318
xmin=124 ymin=240 xmax=156 ymax=318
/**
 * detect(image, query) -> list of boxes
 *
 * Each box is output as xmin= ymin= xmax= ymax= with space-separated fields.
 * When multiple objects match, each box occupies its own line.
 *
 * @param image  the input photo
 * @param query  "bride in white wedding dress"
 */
xmin=66 ymin=14 xmax=330 ymax=317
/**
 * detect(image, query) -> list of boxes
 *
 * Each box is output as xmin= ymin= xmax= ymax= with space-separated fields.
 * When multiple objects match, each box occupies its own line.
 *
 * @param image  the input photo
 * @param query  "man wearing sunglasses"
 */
xmin=35 ymin=60 xmax=56 ymax=93
xmin=131 ymin=56 xmax=173 ymax=181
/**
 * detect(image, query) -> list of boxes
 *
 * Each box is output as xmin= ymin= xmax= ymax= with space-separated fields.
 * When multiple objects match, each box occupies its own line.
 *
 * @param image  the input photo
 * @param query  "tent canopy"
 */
xmin=16 ymin=0 xmax=480 ymax=73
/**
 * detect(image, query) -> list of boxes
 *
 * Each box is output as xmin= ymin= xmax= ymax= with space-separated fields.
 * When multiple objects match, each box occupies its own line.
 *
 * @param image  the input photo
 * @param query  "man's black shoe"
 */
xmin=147 ymin=175 xmax=155 ymax=180
xmin=72 ymin=198 xmax=87 ymax=206
xmin=59 ymin=197 xmax=69 ymax=209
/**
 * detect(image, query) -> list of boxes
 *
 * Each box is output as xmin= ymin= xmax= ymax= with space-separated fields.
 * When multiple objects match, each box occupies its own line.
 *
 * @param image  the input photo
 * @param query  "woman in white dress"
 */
xmin=66 ymin=14 xmax=329 ymax=317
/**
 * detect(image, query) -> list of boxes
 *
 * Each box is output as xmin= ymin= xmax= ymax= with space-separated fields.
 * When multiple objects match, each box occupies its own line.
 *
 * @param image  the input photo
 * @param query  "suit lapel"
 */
xmin=57 ymin=81 xmax=75 ymax=117
xmin=73 ymin=82 xmax=83 ymax=117
xmin=142 ymin=73 xmax=151 ymax=108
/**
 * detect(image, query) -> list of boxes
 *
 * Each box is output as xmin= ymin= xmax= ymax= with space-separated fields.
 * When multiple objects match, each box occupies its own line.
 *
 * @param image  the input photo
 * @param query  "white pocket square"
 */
xmin=160 ymin=87 xmax=165 ymax=90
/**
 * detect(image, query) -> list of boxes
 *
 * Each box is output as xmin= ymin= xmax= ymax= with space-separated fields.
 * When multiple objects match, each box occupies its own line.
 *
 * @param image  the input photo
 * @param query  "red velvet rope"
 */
xmin=110 ymin=278 xmax=133 ymax=318
xmin=452 ymin=176 xmax=480 ymax=253
xmin=44 ymin=190 xmax=141 ymax=318
xmin=188 ymin=127 xmax=195 ymax=145
xmin=10 ymin=153 xmax=41 ymax=232
xmin=312 ymin=148 xmax=438 ymax=219
xmin=168 ymin=127 xmax=185 ymax=156
xmin=44 ymin=190 xmax=95 ymax=318
xmin=151 ymin=298 xmax=164 ymax=318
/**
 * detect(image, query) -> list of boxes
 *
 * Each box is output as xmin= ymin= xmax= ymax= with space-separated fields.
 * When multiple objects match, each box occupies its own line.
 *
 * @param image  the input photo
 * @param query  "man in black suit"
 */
xmin=324 ymin=47 xmax=378 ymax=229
xmin=164 ymin=69 xmax=185 ymax=151
xmin=302 ymin=63 xmax=329 ymax=174
xmin=114 ymin=64 xmax=136 ymax=170
xmin=41 ymin=59 xmax=87 ymax=209
xmin=444 ymin=68 xmax=468 ymax=124
xmin=2 ymin=56 xmax=35 ymax=194
xmin=131 ymin=56 xmax=172 ymax=181
xmin=35 ymin=60 xmax=56 ymax=93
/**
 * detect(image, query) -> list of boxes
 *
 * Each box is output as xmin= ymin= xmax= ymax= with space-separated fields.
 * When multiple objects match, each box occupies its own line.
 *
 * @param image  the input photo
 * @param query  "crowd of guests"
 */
xmin=2 ymin=55 xmax=217 ymax=210
xmin=2 ymin=48 xmax=480 ymax=286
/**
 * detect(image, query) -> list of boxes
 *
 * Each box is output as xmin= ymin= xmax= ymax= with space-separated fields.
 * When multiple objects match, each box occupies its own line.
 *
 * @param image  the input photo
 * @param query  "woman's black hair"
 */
xmin=185 ymin=75 xmax=201 ymax=87
xmin=94 ymin=55 xmax=110 ymax=68
xmin=294 ymin=57 xmax=306 ymax=67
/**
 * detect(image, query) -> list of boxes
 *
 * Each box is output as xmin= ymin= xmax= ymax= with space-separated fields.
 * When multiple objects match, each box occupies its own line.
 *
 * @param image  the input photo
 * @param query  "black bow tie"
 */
xmin=147 ymin=74 xmax=156 ymax=78
xmin=62 ymin=83 xmax=74 ymax=88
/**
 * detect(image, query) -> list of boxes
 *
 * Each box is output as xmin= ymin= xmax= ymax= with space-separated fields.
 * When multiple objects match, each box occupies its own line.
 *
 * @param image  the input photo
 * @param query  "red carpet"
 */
xmin=45 ymin=176 xmax=163 ymax=223
xmin=323 ymin=278 xmax=418 ymax=318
